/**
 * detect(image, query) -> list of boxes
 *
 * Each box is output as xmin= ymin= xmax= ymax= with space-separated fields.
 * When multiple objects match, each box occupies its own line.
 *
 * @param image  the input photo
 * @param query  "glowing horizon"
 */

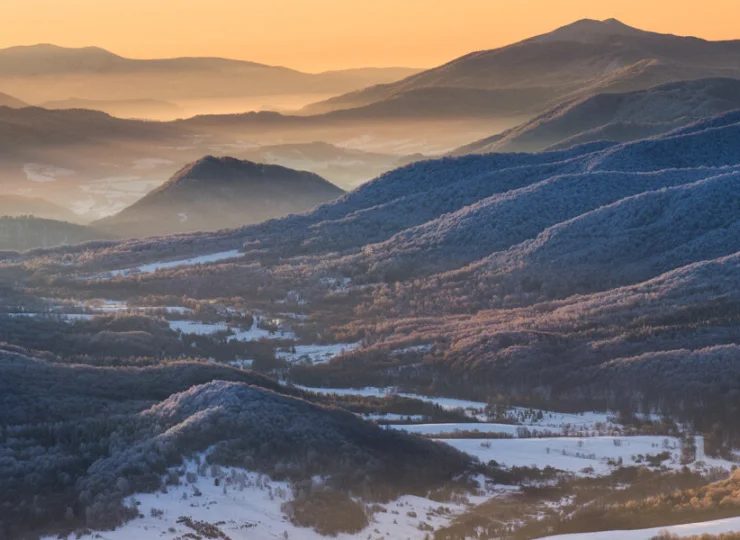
xmin=3 ymin=0 xmax=739 ymax=72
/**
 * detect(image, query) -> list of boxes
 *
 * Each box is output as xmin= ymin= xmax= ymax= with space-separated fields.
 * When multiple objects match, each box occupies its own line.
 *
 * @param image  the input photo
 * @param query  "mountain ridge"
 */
xmin=453 ymin=78 xmax=740 ymax=155
xmin=302 ymin=19 xmax=740 ymax=117
xmin=0 ymin=44 xmax=422 ymax=105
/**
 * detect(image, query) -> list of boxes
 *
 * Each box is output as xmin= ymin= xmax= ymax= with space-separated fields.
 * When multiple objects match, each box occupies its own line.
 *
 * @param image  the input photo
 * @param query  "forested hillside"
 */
xmin=0 ymin=351 xmax=472 ymax=539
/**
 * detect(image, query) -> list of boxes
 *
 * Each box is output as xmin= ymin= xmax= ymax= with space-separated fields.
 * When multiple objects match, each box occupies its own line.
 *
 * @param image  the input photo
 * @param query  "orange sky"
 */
xmin=3 ymin=0 xmax=739 ymax=71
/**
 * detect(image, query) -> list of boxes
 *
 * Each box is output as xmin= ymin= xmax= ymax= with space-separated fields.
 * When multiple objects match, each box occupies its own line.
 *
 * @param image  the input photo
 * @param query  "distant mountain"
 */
xmin=0 ymin=105 xmax=177 ymax=147
xmin=0 ymin=106 xmax=438 ymax=223
xmin=0 ymin=44 xmax=421 ymax=105
xmin=72 ymin=110 xmax=740 ymax=289
xmin=0 ymin=216 xmax=113 ymax=251
xmin=40 ymin=97 xmax=184 ymax=119
xmin=0 ymin=91 xmax=26 ymax=108
xmin=94 ymin=156 xmax=345 ymax=237
xmin=453 ymin=78 xmax=740 ymax=155
xmin=0 ymin=194 xmax=81 ymax=222
xmin=303 ymin=19 xmax=740 ymax=117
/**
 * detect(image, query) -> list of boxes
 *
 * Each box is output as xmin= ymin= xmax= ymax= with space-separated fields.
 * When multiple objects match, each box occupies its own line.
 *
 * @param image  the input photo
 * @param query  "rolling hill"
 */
xmin=0 ymin=354 xmax=471 ymax=538
xmin=0 ymin=105 xmax=178 ymax=146
xmin=94 ymin=156 xmax=345 ymax=237
xmin=303 ymin=19 xmax=740 ymax=118
xmin=453 ymin=78 xmax=740 ymax=155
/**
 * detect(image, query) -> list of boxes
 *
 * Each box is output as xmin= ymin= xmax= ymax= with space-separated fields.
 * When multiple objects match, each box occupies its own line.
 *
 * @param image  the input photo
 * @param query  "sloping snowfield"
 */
xmin=53 ymin=460 xmax=495 ymax=540
xmin=540 ymin=516 xmax=740 ymax=539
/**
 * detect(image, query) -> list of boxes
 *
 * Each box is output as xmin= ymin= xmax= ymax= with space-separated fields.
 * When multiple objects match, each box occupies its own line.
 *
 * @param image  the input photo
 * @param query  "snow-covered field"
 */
xmin=508 ymin=407 xmax=616 ymax=430
xmin=541 ymin=516 xmax=740 ymax=539
xmin=166 ymin=317 xmax=358 ymax=363
xmin=440 ymin=436 xmax=684 ymax=475
xmin=362 ymin=413 xmax=427 ymax=422
xmin=4 ymin=299 xmax=195 ymax=320
xmin=167 ymin=319 xmax=296 ymax=342
xmin=299 ymin=386 xmax=489 ymax=417
xmin=230 ymin=323 xmax=295 ymax=342
xmin=393 ymin=422 xmax=522 ymax=436
xmin=76 ymin=299 xmax=194 ymax=315
xmin=52 ymin=459 xmax=498 ymax=540
xmin=168 ymin=320 xmax=230 ymax=335
xmin=276 ymin=343 xmax=360 ymax=364
xmin=4 ymin=312 xmax=95 ymax=321
xmin=106 ymin=250 xmax=243 ymax=277
xmin=298 ymin=387 xmax=737 ymax=478
xmin=299 ymin=386 xmax=614 ymax=428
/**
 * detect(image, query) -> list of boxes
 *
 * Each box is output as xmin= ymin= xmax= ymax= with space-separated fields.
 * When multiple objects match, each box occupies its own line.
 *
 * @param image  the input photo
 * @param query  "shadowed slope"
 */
xmin=94 ymin=156 xmax=345 ymax=237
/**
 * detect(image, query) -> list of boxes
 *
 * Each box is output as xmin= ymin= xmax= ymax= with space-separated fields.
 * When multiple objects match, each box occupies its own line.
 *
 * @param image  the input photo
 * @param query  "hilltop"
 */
xmin=94 ymin=156 xmax=345 ymax=237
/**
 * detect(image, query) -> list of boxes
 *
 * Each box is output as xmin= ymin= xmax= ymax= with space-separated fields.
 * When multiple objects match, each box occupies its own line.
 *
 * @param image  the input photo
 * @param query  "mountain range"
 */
xmin=14 ymin=18 xmax=740 ymax=224
xmin=0 ymin=102 xmax=479 ymax=220
xmin=94 ymin=156 xmax=345 ymax=237
xmin=303 ymin=18 xmax=740 ymax=118
xmin=0 ymin=44 xmax=421 ymax=107
xmin=39 ymin=97 xmax=185 ymax=119
xmin=40 ymin=110 xmax=740 ymax=412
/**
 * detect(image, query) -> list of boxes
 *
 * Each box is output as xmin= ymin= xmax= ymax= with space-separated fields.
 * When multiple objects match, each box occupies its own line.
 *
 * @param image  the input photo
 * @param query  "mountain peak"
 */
xmin=533 ymin=18 xmax=648 ymax=44
xmin=173 ymin=156 xmax=265 ymax=184
xmin=96 ymin=156 xmax=345 ymax=237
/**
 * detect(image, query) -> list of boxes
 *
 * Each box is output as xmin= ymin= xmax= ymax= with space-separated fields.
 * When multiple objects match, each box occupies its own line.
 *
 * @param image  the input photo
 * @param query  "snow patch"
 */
xmin=440 ymin=436 xmax=698 ymax=476
xmin=277 ymin=343 xmax=360 ymax=365
xmin=106 ymin=250 xmax=243 ymax=277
